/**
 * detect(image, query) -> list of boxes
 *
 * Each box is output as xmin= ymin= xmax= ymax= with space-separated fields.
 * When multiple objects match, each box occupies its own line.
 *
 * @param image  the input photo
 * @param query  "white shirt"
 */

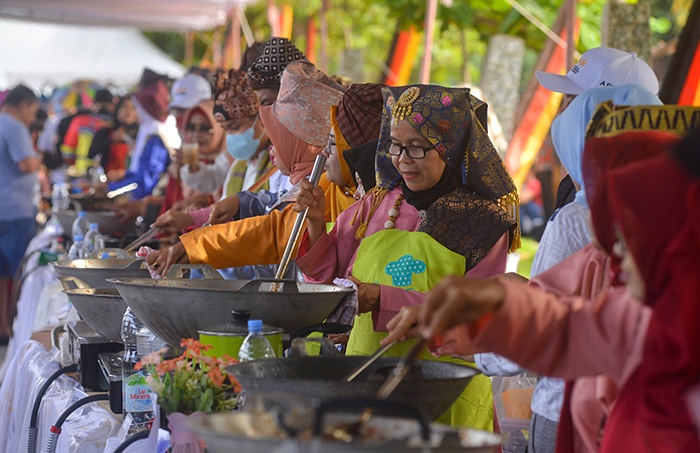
xmin=476 ymin=201 xmax=592 ymax=423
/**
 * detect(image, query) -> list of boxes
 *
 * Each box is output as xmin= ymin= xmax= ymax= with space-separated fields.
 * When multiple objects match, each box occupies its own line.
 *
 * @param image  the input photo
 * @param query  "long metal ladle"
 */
xmin=274 ymin=154 xmax=327 ymax=282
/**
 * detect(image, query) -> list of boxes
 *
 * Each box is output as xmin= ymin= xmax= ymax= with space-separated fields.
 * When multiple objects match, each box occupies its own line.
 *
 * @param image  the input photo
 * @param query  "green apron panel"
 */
xmin=347 ymin=229 xmax=493 ymax=430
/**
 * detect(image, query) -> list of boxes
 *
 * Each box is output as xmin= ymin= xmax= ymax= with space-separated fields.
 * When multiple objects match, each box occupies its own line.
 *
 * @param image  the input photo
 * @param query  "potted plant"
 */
xmin=137 ymin=338 xmax=240 ymax=452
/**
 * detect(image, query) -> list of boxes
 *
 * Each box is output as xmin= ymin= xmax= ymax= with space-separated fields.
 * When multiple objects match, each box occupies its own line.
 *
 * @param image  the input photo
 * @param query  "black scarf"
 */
xmin=401 ymin=164 xmax=462 ymax=211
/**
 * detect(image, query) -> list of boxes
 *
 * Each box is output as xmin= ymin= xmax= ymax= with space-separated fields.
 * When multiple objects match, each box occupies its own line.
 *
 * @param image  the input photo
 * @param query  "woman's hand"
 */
xmin=112 ymin=199 xmax=145 ymax=222
xmin=151 ymin=209 xmax=194 ymax=234
xmin=293 ymin=178 xmax=326 ymax=247
xmin=381 ymin=305 xmax=421 ymax=345
xmin=348 ymin=276 xmax=380 ymax=314
xmin=418 ymin=276 xmax=506 ymax=339
xmin=208 ymin=195 xmax=240 ymax=225
xmin=146 ymin=242 xmax=189 ymax=277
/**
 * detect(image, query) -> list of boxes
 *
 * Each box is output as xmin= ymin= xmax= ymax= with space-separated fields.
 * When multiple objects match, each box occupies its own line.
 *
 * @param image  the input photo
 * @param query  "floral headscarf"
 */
xmin=271 ymin=61 xmax=344 ymax=147
xmin=213 ymin=69 xmax=260 ymax=122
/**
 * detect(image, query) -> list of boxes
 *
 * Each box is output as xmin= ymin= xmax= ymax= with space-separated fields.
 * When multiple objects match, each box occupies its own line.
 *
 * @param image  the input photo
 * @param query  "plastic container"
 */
xmin=72 ymin=211 xmax=90 ymax=238
xmin=121 ymin=308 xmax=167 ymax=432
xmin=51 ymin=183 xmax=71 ymax=212
xmin=84 ymin=223 xmax=106 ymax=257
xmin=68 ymin=235 xmax=86 ymax=260
xmin=237 ymin=319 xmax=276 ymax=362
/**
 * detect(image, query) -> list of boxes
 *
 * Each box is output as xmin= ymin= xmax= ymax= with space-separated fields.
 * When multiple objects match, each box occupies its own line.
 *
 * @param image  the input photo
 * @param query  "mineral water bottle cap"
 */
xmin=89 ymin=223 xmax=99 ymax=229
xmin=78 ymin=211 xmax=87 ymax=217
xmin=247 ymin=319 xmax=263 ymax=333
xmin=73 ymin=234 xmax=84 ymax=242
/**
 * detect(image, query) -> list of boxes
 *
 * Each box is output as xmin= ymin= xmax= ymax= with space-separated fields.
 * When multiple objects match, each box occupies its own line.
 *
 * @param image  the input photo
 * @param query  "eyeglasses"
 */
xmin=385 ymin=142 xmax=434 ymax=159
xmin=185 ymin=124 xmax=213 ymax=134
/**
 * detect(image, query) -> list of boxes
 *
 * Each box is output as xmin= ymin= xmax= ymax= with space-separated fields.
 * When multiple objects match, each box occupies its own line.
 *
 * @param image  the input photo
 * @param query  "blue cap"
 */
xmin=247 ymin=319 xmax=263 ymax=332
xmin=77 ymin=211 xmax=87 ymax=217
xmin=73 ymin=234 xmax=84 ymax=241
xmin=101 ymin=252 xmax=110 ymax=259
xmin=89 ymin=223 xmax=99 ymax=229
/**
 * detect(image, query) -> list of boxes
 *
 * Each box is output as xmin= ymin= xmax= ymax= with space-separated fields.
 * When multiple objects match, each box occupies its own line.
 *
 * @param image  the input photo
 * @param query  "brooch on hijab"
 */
xmin=391 ymin=87 xmax=421 ymax=125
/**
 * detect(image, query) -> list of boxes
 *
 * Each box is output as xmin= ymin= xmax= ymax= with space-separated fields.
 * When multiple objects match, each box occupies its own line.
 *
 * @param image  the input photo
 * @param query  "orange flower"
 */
xmin=134 ymin=362 xmax=143 ymax=371
xmin=217 ymin=355 xmax=238 ymax=367
xmin=156 ymin=359 xmax=178 ymax=374
xmin=208 ymin=368 xmax=225 ymax=387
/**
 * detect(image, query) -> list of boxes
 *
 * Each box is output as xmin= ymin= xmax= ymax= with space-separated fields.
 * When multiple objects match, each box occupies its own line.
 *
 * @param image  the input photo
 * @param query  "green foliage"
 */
xmin=143 ymin=0 xmax=690 ymax=87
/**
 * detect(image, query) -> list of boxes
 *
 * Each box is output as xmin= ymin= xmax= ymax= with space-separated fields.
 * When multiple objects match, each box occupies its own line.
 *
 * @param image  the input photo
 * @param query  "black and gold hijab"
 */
xmin=352 ymin=84 xmax=520 ymax=266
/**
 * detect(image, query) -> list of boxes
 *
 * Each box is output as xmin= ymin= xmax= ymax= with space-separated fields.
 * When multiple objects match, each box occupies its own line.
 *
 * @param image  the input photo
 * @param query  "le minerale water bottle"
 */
xmin=71 ymin=211 xmax=90 ymax=238
xmin=237 ymin=320 xmax=276 ymax=362
xmin=121 ymin=308 xmax=165 ymax=432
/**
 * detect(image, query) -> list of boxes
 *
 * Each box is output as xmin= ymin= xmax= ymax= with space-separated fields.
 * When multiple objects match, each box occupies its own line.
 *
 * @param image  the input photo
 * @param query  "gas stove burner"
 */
xmin=66 ymin=321 xmax=123 ymax=391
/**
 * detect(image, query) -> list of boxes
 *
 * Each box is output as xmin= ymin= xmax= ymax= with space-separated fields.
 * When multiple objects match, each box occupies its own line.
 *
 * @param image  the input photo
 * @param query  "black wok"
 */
xmin=226 ymin=356 xmax=479 ymax=421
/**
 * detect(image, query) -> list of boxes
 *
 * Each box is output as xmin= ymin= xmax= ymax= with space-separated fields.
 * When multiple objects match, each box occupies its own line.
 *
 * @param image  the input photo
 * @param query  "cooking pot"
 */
xmin=199 ymin=310 xmax=285 ymax=359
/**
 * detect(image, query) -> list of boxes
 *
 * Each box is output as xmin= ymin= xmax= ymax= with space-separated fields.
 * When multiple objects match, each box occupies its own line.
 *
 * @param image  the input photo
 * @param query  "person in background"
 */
xmin=0 ymin=84 xmax=40 ymax=283
xmin=167 ymin=72 xmax=213 ymax=130
xmin=88 ymin=96 xmax=139 ymax=181
xmin=146 ymin=61 xmax=346 ymax=275
xmin=108 ymin=78 xmax=180 ymax=205
xmin=59 ymin=88 xmax=114 ymax=174
xmin=239 ymin=42 xmax=266 ymax=72
xmin=247 ymin=37 xmax=307 ymax=107
xmin=535 ymin=46 xmax=659 ymax=210
xmin=154 ymin=68 xmax=278 ymax=235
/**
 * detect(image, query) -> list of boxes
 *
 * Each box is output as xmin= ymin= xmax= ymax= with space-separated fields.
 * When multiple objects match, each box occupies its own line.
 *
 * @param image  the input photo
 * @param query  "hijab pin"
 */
xmin=391 ymin=86 xmax=421 ymax=125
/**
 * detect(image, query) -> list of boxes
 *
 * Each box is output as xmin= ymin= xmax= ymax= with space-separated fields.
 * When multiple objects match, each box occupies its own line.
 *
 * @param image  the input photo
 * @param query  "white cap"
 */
xmin=536 ymin=47 xmax=659 ymax=95
xmin=168 ymin=74 xmax=212 ymax=110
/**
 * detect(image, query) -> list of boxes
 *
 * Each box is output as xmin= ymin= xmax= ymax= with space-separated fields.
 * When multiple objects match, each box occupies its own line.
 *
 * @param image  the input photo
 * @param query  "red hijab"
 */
xmin=592 ymin=130 xmax=700 ymax=452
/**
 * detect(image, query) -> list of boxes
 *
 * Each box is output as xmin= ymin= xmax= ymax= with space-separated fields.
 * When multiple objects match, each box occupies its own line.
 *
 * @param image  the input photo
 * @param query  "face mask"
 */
xmin=226 ymin=120 xmax=261 ymax=160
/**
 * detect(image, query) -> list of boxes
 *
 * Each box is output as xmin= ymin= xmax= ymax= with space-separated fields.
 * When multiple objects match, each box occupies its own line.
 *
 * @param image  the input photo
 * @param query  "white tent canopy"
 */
xmin=0 ymin=0 xmax=253 ymax=31
xmin=0 ymin=18 xmax=187 ymax=91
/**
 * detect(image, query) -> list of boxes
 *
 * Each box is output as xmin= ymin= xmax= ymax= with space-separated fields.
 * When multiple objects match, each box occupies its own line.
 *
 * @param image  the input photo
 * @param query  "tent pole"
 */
xmin=231 ymin=9 xmax=241 ymax=68
xmin=185 ymin=31 xmax=194 ymax=68
xmin=566 ymin=0 xmax=577 ymax=70
xmin=319 ymin=0 xmax=330 ymax=73
xmin=419 ymin=0 xmax=438 ymax=83
xmin=213 ymin=28 xmax=222 ymax=68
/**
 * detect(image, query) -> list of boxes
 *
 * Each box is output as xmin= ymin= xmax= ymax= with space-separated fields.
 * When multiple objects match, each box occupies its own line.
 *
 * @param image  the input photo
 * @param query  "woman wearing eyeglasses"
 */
xmin=294 ymin=85 xmax=520 ymax=430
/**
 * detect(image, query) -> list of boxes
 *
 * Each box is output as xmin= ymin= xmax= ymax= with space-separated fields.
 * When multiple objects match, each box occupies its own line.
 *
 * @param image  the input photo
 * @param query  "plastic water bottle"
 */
xmin=67 ymin=235 xmax=86 ymax=260
xmin=51 ymin=183 xmax=71 ymax=213
xmin=121 ymin=308 xmax=166 ymax=432
xmin=238 ymin=320 xmax=276 ymax=362
xmin=84 ymin=223 xmax=105 ymax=257
xmin=72 ymin=211 xmax=90 ymax=238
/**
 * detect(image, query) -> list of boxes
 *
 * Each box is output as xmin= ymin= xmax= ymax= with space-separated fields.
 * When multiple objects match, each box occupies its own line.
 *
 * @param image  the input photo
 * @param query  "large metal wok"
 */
xmin=189 ymin=397 xmax=500 ymax=453
xmin=61 ymin=285 xmax=127 ymax=343
xmin=226 ymin=356 xmax=479 ymax=421
xmin=108 ymin=264 xmax=352 ymax=348
xmin=57 ymin=210 xmax=136 ymax=237
xmin=52 ymin=250 xmax=149 ymax=289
